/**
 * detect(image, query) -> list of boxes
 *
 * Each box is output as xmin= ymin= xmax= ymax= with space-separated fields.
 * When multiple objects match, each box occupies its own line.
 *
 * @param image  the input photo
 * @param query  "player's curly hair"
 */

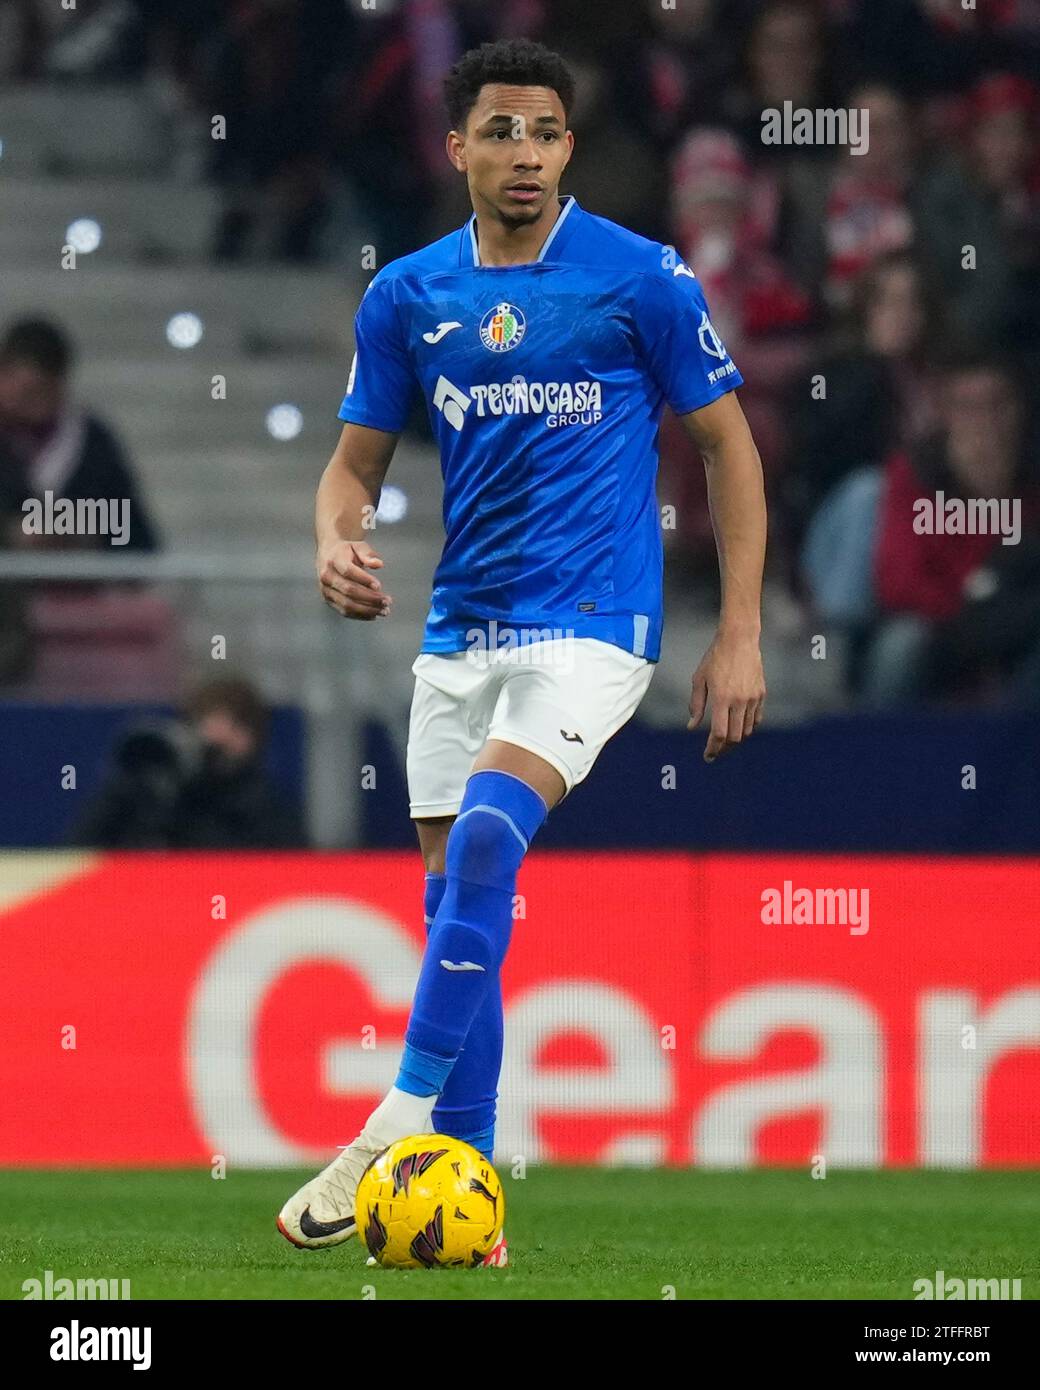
xmin=443 ymin=39 xmax=575 ymax=131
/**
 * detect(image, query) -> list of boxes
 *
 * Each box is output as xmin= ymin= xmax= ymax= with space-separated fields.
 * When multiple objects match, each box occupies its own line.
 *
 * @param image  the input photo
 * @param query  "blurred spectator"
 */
xmin=786 ymin=251 xmax=942 ymax=548
xmin=0 ymin=318 xmax=159 ymax=685
xmin=0 ymin=319 xmax=158 ymax=553
xmin=73 ymin=676 xmax=307 ymax=848
xmin=819 ymin=84 xmax=917 ymax=308
xmin=0 ymin=0 xmax=49 ymax=80
xmin=196 ymin=0 xmax=351 ymax=263
xmin=173 ymin=676 xmax=308 ymax=847
xmin=721 ymin=0 xmax=843 ymax=167
xmin=865 ymin=355 xmax=1040 ymax=706
xmin=541 ymin=53 xmax=664 ymax=240
xmin=324 ymin=1 xmax=457 ymax=263
xmin=773 ymin=81 xmax=918 ymax=311
xmin=509 ymin=2 xmax=667 ymax=239
xmin=918 ymin=0 xmax=1040 ymax=55
xmin=658 ymin=126 xmax=813 ymax=581
xmin=0 ymin=429 xmax=32 ymax=681
xmin=968 ymin=74 xmax=1040 ymax=271
xmin=670 ymin=128 xmax=813 ymax=360
xmin=915 ymin=72 xmax=1038 ymax=350
xmin=842 ymin=0 xmax=1040 ymax=98
xmin=842 ymin=0 xmax=977 ymax=94
xmin=70 ymin=717 xmax=196 ymax=848
xmin=641 ymin=0 xmax=734 ymax=147
xmin=19 ymin=0 xmax=220 ymax=83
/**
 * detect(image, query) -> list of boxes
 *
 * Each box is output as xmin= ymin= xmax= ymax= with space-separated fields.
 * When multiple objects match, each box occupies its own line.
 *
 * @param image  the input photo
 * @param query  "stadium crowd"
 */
xmin=2 ymin=0 xmax=1039 ymax=710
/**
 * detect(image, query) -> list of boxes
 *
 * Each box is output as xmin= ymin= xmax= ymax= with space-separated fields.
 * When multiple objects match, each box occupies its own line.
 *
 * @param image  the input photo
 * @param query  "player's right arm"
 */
xmin=321 ymin=268 xmax=414 ymax=619
xmin=315 ymin=423 xmax=398 ymax=620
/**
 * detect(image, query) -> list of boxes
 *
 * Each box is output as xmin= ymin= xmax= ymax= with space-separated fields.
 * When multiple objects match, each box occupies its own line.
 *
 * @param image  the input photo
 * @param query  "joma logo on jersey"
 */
xmin=479 ymin=302 xmax=526 ymax=352
xmin=432 ymin=375 xmax=603 ymax=431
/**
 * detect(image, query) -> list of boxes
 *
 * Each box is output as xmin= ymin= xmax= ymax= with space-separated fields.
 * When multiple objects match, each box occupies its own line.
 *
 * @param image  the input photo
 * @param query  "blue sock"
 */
xmin=421 ymin=871 xmax=502 ymax=1163
xmin=396 ymin=771 xmax=547 ymax=1116
xmin=394 ymin=873 xmax=458 ymax=1099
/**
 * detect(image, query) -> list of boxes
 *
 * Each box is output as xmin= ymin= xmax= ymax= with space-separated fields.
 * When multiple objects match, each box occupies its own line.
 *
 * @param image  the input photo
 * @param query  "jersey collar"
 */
xmin=464 ymin=194 xmax=579 ymax=268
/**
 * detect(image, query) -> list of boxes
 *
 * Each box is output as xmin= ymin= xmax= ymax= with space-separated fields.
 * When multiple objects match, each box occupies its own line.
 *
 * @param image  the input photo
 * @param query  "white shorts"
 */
xmin=406 ymin=636 xmax=655 ymax=818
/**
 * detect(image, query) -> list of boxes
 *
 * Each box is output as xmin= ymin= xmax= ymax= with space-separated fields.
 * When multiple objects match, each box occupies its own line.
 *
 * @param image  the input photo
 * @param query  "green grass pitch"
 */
xmin=1 ymin=1168 xmax=1035 ymax=1300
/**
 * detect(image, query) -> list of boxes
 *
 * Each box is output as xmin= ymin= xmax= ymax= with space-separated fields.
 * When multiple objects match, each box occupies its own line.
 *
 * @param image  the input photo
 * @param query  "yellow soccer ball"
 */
xmin=355 ymin=1134 xmax=504 ymax=1269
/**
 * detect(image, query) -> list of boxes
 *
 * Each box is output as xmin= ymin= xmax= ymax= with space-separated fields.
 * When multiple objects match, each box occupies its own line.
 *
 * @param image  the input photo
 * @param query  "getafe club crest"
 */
xmin=480 ymin=302 xmax=526 ymax=352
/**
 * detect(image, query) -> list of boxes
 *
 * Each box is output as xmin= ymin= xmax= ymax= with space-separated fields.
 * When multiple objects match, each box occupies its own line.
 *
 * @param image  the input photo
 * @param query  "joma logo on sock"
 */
xmin=439 ymin=959 xmax=486 ymax=972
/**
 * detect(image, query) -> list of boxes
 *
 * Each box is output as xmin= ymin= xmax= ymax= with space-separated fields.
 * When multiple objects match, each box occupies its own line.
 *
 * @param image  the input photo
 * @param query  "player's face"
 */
xmin=449 ymin=84 xmax=573 ymax=226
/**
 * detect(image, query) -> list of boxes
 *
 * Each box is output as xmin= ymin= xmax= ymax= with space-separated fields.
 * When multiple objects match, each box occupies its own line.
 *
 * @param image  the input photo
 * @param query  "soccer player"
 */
xmin=278 ymin=39 xmax=766 ymax=1264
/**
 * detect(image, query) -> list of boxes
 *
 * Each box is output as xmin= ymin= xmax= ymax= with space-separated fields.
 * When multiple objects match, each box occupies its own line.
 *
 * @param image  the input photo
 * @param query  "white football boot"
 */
xmin=481 ymin=1232 xmax=508 ymax=1267
xmin=277 ymin=1135 xmax=385 ymax=1250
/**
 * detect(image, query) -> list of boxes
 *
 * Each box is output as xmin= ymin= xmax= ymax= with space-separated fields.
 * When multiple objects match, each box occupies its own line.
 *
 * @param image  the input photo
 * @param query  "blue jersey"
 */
xmin=337 ymin=195 xmax=743 ymax=662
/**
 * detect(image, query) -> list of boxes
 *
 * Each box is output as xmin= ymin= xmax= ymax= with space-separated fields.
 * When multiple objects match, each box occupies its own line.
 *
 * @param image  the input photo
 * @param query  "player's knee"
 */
xmin=445 ymin=769 xmax=548 ymax=891
xmin=445 ymin=805 xmax=527 ymax=891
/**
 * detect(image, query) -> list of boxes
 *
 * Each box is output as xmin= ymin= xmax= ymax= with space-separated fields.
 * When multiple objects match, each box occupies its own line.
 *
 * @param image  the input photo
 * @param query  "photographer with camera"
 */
xmin=72 ymin=676 xmax=307 ymax=849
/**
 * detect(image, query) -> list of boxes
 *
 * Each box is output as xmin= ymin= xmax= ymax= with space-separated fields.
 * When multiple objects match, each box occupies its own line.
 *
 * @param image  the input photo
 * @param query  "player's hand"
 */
xmin=687 ymin=630 xmax=765 ymax=762
xmin=317 ymin=539 xmax=392 ymax=620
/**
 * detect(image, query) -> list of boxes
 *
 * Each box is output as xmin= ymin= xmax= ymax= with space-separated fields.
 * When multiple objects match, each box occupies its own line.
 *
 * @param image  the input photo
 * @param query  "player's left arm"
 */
xmin=679 ymin=389 xmax=767 ymax=762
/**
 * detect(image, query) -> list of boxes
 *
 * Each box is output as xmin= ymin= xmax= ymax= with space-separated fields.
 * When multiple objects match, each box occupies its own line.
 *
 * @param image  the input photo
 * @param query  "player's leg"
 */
xmin=470 ymin=738 xmax=568 ymax=800
xmin=391 ymin=747 xmax=558 ymax=1127
xmin=277 ymin=640 xmax=651 ymax=1250
xmin=415 ymin=817 xmax=453 ymax=946
xmin=415 ymin=815 xmax=501 ymax=1165
xmin=413 ymin=810 xmax=511 ymax=1266
xmin=383 ymin=657 xmax=542 ymax=1164
xmin=406 ymin=743 xmax=564 ymax=1147
xmin=415 ymin=815 xmax=453 ymax=875
xmin=417 ymin=815 xmax=500 ymax=1160
xmin=277 ymin=654 xmax=492 ymax=1250
xmin=483 ymin=637 xmax=656 ymax=808
xmin=422 ymin=637 xmax=654 ymax=1158
xmin=393 ymin=638 xmax=652 ymax=1181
